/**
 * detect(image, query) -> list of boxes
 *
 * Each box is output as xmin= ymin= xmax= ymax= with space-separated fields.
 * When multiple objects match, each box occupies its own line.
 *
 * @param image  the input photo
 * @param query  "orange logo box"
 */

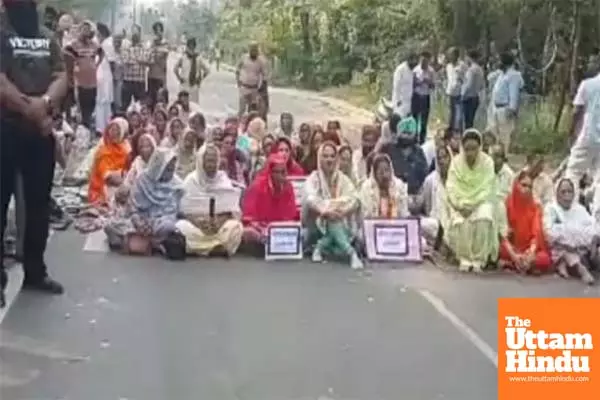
xmin=498 ymin=298 xmax=600 ymax=400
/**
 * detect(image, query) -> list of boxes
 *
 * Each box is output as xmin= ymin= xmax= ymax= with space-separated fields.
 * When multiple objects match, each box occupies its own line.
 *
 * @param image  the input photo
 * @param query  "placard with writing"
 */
xmin=265 ymin=221 xmax=303 ymax=261
xmin=363 ymin=218 xmax=423 ymax=262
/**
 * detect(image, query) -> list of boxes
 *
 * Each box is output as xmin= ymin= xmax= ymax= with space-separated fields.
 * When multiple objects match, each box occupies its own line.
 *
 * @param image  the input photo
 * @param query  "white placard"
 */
xmin=363 ymin=218 xmax=423 ymax=262
xmin=289 ymin=177 xmax=307 ymax=207
xmin=265 ymin=221 xmax=303 ymax=260
xmin=191 ymin=189 xmax=241 ymax=215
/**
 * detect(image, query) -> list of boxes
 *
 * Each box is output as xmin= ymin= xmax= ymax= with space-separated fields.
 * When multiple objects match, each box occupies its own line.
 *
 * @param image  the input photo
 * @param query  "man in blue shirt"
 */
xmin=488 ymin=53 xmax=523 ymax=151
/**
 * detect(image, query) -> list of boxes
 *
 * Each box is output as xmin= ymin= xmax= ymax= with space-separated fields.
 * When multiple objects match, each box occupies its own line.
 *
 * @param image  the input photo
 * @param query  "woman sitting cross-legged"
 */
xmin=359 ymin=153 xmax=409 ymax=219
xmin=88 ymin=117 xmax=131 ymax=206
xmin=303 ymin=142 xmax=363 ymax=269
xmin=176 ymin=144 xmax=244 ymax=257
xmin=241 ymin=153 xmax=299 ymax=253
xmin=445 ymin=129 xmax=499 ymax=272
xmin=543 ymin=178 xmax=599 ymax=285
xmin=498 ymin=170 xmax=552 ymax=274
xmin=104 ymin=148 xmax=183 ymax=251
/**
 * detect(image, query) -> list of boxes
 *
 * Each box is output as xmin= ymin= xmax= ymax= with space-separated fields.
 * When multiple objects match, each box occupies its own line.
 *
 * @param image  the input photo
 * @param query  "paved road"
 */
xmin=2 ymin=62 xmax=600 ymax=399
xmin=168 ymin=54 xmax=372 ymax=145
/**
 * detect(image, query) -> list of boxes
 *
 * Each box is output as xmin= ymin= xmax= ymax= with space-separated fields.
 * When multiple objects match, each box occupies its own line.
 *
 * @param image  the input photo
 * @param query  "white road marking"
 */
xmin=0 ymin=330 xmax=90 ymax=363
xmin=418 ymin=289 xmax=498 ymax=367
xmin=83 ymin=230 xmax=109 ymax=253
xmin=0 ymin=366 xmax=40 ymax=388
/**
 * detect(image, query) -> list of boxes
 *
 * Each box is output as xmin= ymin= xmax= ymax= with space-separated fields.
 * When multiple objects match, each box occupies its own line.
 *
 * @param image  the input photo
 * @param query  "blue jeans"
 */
xmin=462 ymin=97 xmax=479 ymax=129
xmin=449 ymin=95 xmax=462 ymax=131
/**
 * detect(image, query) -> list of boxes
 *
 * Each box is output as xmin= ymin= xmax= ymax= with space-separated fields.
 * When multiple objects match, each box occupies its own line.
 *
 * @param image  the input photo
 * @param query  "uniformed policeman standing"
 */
xmin=0 ymin=0 xmax=68 ymax=307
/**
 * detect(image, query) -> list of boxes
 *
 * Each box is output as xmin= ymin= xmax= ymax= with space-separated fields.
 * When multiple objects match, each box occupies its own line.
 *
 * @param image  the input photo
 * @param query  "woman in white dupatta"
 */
xmin=303 ymin=142 xmax=362 ymax=269
xmin=160 ymin=117 xmax=185 ymax=148
xmin=176 ymin=144 xmax=243 ymax=256
xmin=543 ymin=178 xmax=599 ymax=285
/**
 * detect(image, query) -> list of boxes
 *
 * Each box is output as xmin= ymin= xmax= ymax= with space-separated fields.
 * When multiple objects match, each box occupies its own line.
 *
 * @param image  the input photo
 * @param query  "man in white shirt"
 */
xmin=391 ymin=52 xmax=418 ymax=118
xmin=412 ymin=51 xmax=436 ymax=144
xmin=446 ymin=47 xmax=465 ymax=130
xmin=488 ymin=52 xmax=524 ymax=150
xmin=565 ymin=70 xmax=600 ymax=206
xmin=174 ymin=38 xmax=210 ymax=103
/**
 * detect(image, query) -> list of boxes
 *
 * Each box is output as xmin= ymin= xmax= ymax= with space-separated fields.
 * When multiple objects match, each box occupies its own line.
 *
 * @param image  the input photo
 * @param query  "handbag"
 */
xmin=161 ymin=230 xmax=187 ymax=261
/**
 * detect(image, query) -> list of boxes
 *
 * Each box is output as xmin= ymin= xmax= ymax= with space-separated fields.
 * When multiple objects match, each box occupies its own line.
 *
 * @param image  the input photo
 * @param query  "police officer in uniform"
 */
xmin=1 ymin=0 xmax=68 ymax=307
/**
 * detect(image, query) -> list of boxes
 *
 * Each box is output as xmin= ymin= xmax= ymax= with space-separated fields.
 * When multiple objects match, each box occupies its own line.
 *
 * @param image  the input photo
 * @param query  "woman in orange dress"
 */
xmin=499 ymin=170 xmax=551 ymax=274
xmin=88 ymin=117 xmax=131 ymax=205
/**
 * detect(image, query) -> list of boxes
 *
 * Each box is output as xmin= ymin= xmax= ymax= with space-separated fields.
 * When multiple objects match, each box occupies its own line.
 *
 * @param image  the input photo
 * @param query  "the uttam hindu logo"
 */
xmin=498 ymin=298 xmax=600 ymax=400
xmin=504 ymin=315 xmax=591 ymax=373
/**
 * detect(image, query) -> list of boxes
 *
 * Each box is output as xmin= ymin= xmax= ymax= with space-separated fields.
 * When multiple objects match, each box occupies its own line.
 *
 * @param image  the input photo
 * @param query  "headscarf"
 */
xmin=124 ymin=133 xmax=157 ymax=187
xmin=152 ymin=107 xmax=169 ymax=137
xmin=242 ymin=153 xmax=298 ymax=224
xmin=175 ymin=128 xmax=197 ymax=178
xmin=130 ymin=148 xmax=182 ymax=216
xmin=247 ymin=117 xmax=266 ymax=141
xmin=543 ymin=177 xmax=598 ymax=248
xmin=304 ymin=142 xmax=358 ymax=231
xmin=180 ymin=144 xmax=239 ymax=216
xmin=446 ymin=129 xmax=496 ymax=210
xmin=505 ymin=170 xmax=547 ymax=253
xmin=269 ymin=137 xmax=304 ymax=176
xmin=160 ymin=117 xmax=184 ymax=148
xmin=359 ymin=153 xmax=409 ymax=218
xmin=395 ymin=116 xmax=419 ymax=147
xmin=88 ymin=117 xmax=130 ymax=204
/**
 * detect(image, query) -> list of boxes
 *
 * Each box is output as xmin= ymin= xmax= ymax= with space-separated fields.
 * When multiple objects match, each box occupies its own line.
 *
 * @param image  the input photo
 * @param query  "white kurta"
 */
xmin=95 ymin=38 xmax=115 ymax=133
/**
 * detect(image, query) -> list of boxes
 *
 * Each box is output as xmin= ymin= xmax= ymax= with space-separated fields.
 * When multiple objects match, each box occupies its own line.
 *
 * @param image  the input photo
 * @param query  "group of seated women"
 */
xmin=83 ymin=103 xmax=600 ymax=284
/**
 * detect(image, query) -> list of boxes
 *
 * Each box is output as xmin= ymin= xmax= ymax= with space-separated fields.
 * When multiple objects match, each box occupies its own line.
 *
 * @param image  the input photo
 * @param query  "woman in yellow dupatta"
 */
xmin=445 ymin=129 xmax=499 ymax=271
xmin=303 ymin=141 xmax=362 ymax=269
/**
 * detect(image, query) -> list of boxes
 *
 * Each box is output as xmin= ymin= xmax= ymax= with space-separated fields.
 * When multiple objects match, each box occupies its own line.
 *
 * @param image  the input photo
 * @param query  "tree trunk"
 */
xmin=553 ymin=1 xmax=580 ymax=133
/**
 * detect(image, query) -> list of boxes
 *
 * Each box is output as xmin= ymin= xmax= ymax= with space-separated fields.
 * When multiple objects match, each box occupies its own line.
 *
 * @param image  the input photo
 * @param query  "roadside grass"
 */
xmin=322 ymin=82 xmax=570 ymax=168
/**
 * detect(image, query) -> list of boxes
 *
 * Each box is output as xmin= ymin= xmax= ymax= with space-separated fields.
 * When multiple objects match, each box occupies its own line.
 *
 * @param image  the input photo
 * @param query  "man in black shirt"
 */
xmin=0 ymin=0 xmax=68 ymax=307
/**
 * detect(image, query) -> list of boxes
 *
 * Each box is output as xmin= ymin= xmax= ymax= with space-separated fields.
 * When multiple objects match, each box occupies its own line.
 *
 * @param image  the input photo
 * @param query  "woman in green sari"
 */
xmin=303 ymin=141 xmax=363 ymax=269
xmin=445 ymin=129 xmax=499 ymax=272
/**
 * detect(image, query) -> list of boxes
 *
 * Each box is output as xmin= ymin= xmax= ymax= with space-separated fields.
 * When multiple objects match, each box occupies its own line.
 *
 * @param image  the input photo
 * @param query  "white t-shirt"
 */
xmin=573 ymin=74 xmax=600 ymax=143
xmin=421 ymin=139 xmax=436 ymax=168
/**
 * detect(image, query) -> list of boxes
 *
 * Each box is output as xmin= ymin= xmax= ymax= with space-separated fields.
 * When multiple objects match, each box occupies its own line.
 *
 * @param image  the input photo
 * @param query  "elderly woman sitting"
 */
xmin=104 ymin=148 xmax=182 ymax=252
xmin=88 ymin=117 xmax=131 ymax=205
xmin=543 ymin=178 xmax=599 ymax=285
xmin=303 ymin=142 xmax=362 ymax=269
xmin=176 ymin=144 xmax=244 ymax=257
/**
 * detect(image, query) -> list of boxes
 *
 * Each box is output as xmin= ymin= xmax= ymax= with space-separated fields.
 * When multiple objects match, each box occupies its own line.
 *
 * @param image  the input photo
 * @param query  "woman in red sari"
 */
xmin=499 ymin=170 xmax=551 ymax=274
xmin=242 ymin=153 xmax=299 ymax=250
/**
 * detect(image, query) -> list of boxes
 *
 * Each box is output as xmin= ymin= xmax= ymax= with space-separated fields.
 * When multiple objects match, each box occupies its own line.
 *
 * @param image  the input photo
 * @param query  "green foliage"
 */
xmin=176 ymin=0 xmax=218 ymax=51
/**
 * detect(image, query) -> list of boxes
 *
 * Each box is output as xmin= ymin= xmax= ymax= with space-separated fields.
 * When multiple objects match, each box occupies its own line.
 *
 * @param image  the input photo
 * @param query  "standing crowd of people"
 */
xmin=2 ymin=0 xmax=600 ymax=308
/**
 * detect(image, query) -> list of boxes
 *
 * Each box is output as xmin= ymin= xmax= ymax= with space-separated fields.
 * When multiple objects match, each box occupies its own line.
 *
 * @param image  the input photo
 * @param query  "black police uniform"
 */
xmin=0 ymin=14 xmax=64 ymax=295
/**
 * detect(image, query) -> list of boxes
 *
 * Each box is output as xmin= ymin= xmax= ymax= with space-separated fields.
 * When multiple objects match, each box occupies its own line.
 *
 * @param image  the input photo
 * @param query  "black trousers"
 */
xmin=1 ymin=124 xmax=55 ymax=287
xmin=77 ymin=86 xmax=97 ymax=130
xmin=121 ymin=80 xmax=145 ymax=112
xmin=462 ymin=96 xmax=479 ymax=130
xmin=147 ymin=77 xmax=167 ymax=107
xmin=411 ymin=93 xmax=430 ymax=144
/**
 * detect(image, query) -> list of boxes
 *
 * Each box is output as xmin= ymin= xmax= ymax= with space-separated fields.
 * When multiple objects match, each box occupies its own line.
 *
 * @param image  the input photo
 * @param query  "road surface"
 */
xmin=1 ymin=61 xmax=599 ymax=400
